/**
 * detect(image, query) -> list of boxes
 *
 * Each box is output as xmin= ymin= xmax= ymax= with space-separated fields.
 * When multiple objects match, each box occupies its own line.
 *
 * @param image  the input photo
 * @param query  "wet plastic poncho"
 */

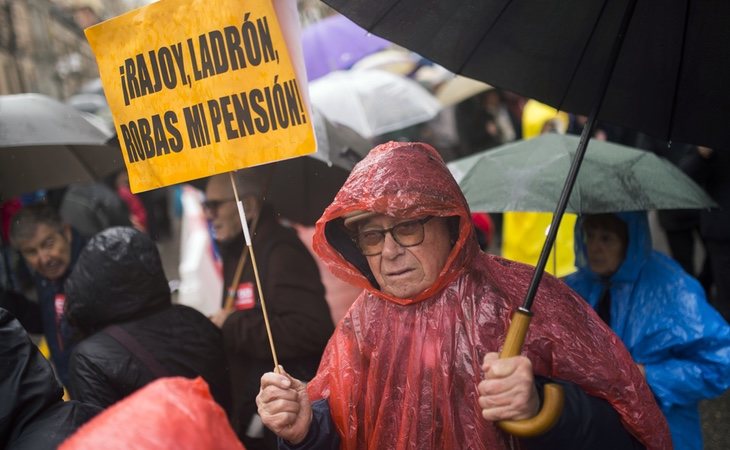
xmin=310 ymin=141 xmax=670 ymax=450
xmin=566 ymin=211 xmax=730 ymax=450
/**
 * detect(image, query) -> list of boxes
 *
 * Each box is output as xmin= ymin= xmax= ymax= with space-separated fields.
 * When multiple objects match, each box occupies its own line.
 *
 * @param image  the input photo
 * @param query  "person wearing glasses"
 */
xmin=204 ymin=171 xmax=334 ymax=450
xmin=256 ymin=141 xmax=670 ymax=449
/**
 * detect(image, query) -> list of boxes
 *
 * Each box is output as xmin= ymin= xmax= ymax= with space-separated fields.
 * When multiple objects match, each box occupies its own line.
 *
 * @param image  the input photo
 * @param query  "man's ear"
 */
xmin=241 ymin=195 xmax=263 ymax=224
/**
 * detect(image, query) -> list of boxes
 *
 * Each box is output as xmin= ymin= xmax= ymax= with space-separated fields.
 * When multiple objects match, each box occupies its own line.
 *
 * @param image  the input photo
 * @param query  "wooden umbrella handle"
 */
xmin=496 ymin=308 xmax=565 ymax=437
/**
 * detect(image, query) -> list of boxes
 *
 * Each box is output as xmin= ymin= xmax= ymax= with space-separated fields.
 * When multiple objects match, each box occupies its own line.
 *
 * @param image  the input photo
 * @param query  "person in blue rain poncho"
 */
xmin=565 ymin=211 xmax=730 ymax=450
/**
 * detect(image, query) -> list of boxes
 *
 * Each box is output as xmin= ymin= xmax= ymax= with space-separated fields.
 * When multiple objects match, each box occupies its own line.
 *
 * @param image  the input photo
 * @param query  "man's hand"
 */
xmin=478 ymin=352 xmax=540 ymax=421
xmin=257 ymin=367 xmax=313 ymax=445
xmin=209 ymin=308 xmax=233 ymax=328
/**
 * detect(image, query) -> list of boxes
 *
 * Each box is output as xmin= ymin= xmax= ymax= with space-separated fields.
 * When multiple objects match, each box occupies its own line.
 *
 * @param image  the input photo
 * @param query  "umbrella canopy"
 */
xmin=448 ymin=133 xmax=718 ymax=214
xmin=0 ymin=93 xmax=122 ymax=199
xmin=322 ymin=0 xmax=730 ymax=151
xmin=435 ymin=75 xmax=492 ymax=107
xmin=310 ymin=69 xmax=442 ymax=139
xmin=351 ymin=48 xmax=421 ymax=75
xmin=257 ymin=155 xmax=350 ymax=226
xmin=302 ymin=14 xmax=391 ymax=82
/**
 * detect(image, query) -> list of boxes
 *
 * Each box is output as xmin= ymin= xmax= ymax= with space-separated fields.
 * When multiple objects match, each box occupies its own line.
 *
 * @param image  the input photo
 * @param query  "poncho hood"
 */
xmin=573 ymin=211 xmax=652 ymax=284
xmin=313 ymin=141 xmax=479 ymax=306
xmin=64 ymin=227 xmax=171 ymax=336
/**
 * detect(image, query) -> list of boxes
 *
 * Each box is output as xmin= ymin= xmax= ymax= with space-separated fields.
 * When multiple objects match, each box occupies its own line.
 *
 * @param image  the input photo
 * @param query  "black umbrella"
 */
xmin=322 ymin=0 xmax=729 ymax=436
xmin=324 ymin=0 xmax=730 ymax=151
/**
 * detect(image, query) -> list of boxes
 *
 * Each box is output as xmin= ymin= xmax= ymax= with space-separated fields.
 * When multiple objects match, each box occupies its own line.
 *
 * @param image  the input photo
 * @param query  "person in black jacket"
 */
xmin=205 ymin=171 xmax=334 ymax=450
xmin=63 ymin=227 xmax=232 ymax=416
xmin=0 ymin=307 xmax=99 ymax=450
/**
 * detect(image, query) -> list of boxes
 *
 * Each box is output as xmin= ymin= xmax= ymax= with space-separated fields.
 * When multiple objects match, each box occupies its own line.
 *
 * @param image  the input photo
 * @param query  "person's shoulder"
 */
xmin=74 ymin=329 xmax=124 ymax=355
xmin=645 ymin=251 xmax=701 ymax=288
xmin=168 ymin=304 xmax=219 ymax=327
xmin=479 ymin=253 xmax=556 ymax=286
xmin=70 ymin=331 xmax=132 ymax=377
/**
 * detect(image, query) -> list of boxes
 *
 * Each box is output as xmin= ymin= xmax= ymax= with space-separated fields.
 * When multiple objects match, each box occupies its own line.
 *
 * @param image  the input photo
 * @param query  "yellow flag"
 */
xmin=86 ymin=0 xmax=315 ymax=192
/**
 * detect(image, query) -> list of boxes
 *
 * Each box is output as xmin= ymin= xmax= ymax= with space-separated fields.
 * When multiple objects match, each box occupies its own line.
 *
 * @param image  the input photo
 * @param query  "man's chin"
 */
xmin=40 ymin=268 xmax=66 ymax=281
xmin=213 ymin=232 xmax=239 ymax=244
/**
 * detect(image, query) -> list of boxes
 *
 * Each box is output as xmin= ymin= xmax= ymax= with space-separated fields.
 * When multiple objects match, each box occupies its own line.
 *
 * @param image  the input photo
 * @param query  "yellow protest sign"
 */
xmin=86 ymin=0 xmax=315 ymax=192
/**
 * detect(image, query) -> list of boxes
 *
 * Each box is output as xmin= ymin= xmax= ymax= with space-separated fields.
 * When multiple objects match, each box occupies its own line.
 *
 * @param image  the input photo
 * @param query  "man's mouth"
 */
xmin=41 ymin=260 xmax=63 ymax=275
xmin=386 ymin=268 xmax=412 ymax=277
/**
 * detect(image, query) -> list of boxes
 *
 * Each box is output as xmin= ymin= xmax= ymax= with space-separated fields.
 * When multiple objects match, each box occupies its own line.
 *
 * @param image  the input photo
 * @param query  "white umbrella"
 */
xmin=351 ymin=48 xmax=420 ymax=75
xmin=435 ymin=75 xmax=492 ymax=107
xmin=0 ymin=93 xmax=121 ymax=199
xmin=309 ymin=69 xmax=441 ymax=138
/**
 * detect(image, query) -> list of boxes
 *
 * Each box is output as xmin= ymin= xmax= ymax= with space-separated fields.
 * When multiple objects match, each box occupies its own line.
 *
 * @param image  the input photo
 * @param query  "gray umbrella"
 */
xmin=448 ymin=133 xmax=718 ymax=213
xmin=310 ymin=107 xmax=373 ymax=171
xmin=0 ymin=93 xmax=123 ymax=199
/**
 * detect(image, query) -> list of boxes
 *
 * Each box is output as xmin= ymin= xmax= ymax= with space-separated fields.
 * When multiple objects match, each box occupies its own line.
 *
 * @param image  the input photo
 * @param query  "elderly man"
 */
xmin=256 ymin=142 xmax=670 ymax=449
xmin=9 ymin=203 xmax=85 ymax=386
xmin=204 ymin=171 xmax=334 ymax=450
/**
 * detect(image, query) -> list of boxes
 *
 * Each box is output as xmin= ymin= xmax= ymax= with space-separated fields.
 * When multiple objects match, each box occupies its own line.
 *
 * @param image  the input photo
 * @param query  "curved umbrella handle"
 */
xmin=495 ymin=309 xmax=565 ymax=437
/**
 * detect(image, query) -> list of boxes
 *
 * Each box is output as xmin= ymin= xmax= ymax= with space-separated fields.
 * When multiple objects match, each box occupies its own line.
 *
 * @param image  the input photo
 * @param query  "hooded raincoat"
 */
xmin=565 ymin=211 xmax=730 ymax=450
xmin=1 ymin=308 xmax=99 ymax=449
xmin=64 ymin=227 xmax=231 ymax=413
xmin=308 ymin=142 xmax=670 ymax=450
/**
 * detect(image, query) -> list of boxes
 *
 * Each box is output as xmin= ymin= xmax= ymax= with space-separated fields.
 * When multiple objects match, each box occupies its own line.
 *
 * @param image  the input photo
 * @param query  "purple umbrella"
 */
xmin=302 ymin=14 xmax=391 ymax=81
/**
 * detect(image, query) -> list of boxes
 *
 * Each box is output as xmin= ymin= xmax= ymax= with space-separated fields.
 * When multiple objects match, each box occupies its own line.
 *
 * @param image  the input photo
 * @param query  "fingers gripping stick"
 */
xmin=496 ymin=308 xmax=564 ymax=437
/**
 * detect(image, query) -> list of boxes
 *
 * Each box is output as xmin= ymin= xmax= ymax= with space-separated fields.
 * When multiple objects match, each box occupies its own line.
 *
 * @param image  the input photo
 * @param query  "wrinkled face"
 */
xmin=584 ymin=226 xmax=627 ymax=277
xmin=17 ymin=223 xmax=73 ymax=281
xmin=359 ymin=214 xmax=453 ymax=298
xmin=204 ymin=176 xmax=241 ymax=243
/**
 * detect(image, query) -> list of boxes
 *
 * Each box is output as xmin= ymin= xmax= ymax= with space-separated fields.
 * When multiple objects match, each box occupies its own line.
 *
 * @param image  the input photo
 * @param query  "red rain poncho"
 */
xmin=310 ymin=142 xmax=670 ymax=449
xmin=60 ymin=377 xmax=244 ymax=450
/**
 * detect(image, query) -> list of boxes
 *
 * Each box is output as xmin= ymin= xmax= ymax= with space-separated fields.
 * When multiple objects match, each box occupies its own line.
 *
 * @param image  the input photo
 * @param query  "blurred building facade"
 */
xmin=0 ymin=0 xmax=132 ymax=97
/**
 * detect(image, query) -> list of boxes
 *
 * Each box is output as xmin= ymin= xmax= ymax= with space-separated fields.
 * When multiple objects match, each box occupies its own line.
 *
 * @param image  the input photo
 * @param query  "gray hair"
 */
xmin=9 ymin=203 xmax=65 ymax=247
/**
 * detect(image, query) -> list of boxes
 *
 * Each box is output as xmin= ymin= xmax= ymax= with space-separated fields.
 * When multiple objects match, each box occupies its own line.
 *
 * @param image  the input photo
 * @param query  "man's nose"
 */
xmin=203 ymin=207 xmax=215 ymax=220
xmin=38 ymin=249 xmax=54 ymax=266
xmin=586 ymin=240 xmax=601 ymax=253
xmin=380 ymin=232 xmax=404 ymax=257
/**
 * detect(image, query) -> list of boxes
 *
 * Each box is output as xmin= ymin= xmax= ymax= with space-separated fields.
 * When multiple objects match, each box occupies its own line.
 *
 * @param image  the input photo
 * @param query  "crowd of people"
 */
xmin=2 ymin=136 xmax=729 ymax=450
xmin=1 ymin=67 xmax=730 ymax=450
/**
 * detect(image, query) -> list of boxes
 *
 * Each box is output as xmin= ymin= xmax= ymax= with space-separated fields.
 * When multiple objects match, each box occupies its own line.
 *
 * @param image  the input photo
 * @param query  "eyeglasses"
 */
xmin=354 ymin=217 xmax=432 ymax=256
xmin=202 ymin=198 xmax=235 ymax=213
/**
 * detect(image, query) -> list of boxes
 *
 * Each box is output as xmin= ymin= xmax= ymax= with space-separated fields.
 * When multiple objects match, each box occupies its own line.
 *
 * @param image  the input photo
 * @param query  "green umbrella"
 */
xmin=448 ymin=133 xmax=717 ymax=214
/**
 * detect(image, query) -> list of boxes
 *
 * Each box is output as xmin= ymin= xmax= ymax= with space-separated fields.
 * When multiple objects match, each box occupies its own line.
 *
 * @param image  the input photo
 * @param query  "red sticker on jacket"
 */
xmin=234 ymin=282 xmax=256 ymax=310
xmin=54 ymin=294 xmax=66 ymax=320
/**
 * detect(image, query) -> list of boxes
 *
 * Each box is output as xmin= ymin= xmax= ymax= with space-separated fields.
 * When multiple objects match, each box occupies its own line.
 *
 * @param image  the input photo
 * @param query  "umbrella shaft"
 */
xmin=521 ymin=0 xmax=638 ymax=311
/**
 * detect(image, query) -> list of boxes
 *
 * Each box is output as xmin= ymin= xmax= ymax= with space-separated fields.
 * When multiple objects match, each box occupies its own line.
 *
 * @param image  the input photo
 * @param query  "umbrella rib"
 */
xmin=368 ymin=0 xmax=405 ymax=32
xmin=555 ymin=0 xmax=611 ymax=112
xmin=455 ymin=0 xmax=514 ymax=75
xmin=665 ymin=0 xmax=691 ymax=143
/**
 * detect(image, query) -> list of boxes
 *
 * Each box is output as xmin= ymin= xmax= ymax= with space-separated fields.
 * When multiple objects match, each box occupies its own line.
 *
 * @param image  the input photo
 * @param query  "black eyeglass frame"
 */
xmin=353 ymin=216 xmax=433 ymax=256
